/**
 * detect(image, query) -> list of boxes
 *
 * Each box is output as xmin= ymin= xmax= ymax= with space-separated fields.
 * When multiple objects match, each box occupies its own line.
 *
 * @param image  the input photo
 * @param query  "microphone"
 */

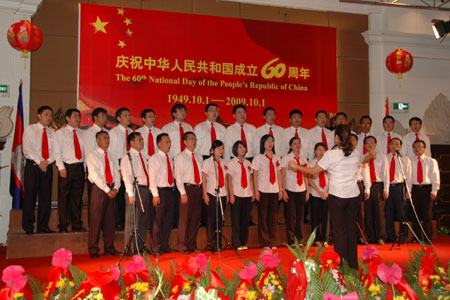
xmin=395 ymin=149 xmax=402 ymax=156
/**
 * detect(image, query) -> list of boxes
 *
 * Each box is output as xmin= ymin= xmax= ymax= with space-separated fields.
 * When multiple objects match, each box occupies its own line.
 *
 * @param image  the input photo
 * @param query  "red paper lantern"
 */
xmin=385 ymin=49 xmax=413 ymax=86
xmin=7 ymin=20 xmax=43 ymax=67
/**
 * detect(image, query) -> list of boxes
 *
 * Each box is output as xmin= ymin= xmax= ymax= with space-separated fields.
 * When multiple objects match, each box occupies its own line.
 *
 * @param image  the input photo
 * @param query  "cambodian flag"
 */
xmin=10 ymin=81 xmax=24 ymax=208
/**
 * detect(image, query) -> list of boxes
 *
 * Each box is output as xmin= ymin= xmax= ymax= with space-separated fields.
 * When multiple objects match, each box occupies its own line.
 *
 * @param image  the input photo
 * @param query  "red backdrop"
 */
xmin=78 ymin=3 xmax=337 ymax=129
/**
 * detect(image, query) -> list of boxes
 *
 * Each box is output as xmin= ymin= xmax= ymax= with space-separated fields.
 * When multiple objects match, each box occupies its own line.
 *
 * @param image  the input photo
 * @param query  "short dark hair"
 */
xmin=413 ymin=139 xmax=426 ymax=148
xmin=65 ymin=108 xmax=80 ymax=121
xmin=260 ymin=134 xmax=275 ymax=154
xmin=183 ymin=131 xmax=195 ymax=141
xmin=115 ymin=107 xmax=129 ymax=119
xmin=141 ymin=109 xmax=155 ymax=120
xmin=205 ymin=103 xmax=218 ymax=112
xmin=263 ymin=107 xmax=275 ymax=116
xmin=156 ymin=133 xmax=169 ymax=145
xmin=364 ymin=135 xmax=377 ymax=145
xmin=315 ymin=110 xmax=327 ymax=118
xmin=127 ymin=132 xmax=141 ymax=146
xmin=383 ymin=115 xmax=395 ymax=124
xmin=409 ymin=117 xmax=422 ymax=125
xmin=289 ymin=109 xmax=302 ymax=119
xmin=92 ymin=107 xmax=106 ymax=119
xmin=37 ymin=105 xmax=53 ymax=114
xmin=232 ymin=141 xmax=247 ymax=157
xmin=390 ymin=137 xmax=403 ymax=145
xmin=171 ymin=104 xmax=186 ymax=119
xmin=95 ymin=131 xmax=108 ymax=139
xmin=351 ymin=133 xmax=358 ymax=140
xmin=233 ymin=104 xmax=246 ymax=114
xmin=314 ymin=142 xmax=327 ymax=152
xmin=335 ymin=112 xmax=347 ymax=120
xmin=360 ymin=115 xmax=372 ymax=124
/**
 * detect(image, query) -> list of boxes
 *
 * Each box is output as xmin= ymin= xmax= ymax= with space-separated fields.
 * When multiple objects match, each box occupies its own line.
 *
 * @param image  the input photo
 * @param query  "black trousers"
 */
xmin=386 ymin=184 xmax=408 ymax=241
xmin=364 ymin=182 xmax=385 ymax=242
xmin=22 ymin=160 xmax=53 ymax=232
xmin=152 ymin=188 xmax=174 ymax=252
xmin=258 ymin=192 xmax=278 ymax=247
xmin=58 ymin=163 xmax=85 ymax=230
xmin=285 ymin=190 xmax=306 ymax=244
xmin=310 ymin=195 xmax=328 ymax=242
xmin=411 ymin=184 xmax=433 ymax=240
xmin=230 ymin=195 xmax=251 ymax=248
xmin=206 ymin=193 xmax=227 ymax=248
xmin=356 ymin=181 xmax=365 ymax=239
xmin=328 ymin=194 xmax=359 ymax=269
xmin=177 ymin=185 xmax=202 ymax=251
xmin=115 ymin=178 xmax=126 ymax=228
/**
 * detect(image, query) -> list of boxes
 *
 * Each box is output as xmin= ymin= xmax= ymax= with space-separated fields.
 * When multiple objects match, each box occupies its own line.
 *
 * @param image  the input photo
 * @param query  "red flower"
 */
xmin=320 ymin=250 xmax=341 ymax=270
xmin=247 ymin=166 xmax=251 ymax=171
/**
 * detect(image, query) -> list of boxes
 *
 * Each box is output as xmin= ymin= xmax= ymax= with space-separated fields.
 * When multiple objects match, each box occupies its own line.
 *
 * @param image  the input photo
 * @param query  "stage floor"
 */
xmin=1 ymin=235 xmax=449 ymax=284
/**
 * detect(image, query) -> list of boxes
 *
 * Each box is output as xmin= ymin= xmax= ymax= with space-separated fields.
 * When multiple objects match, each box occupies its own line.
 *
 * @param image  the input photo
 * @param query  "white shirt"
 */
xmin=224 ymin=122 xmax=257 ymax=160
xmin=409 ymin=154 xmax=440 ymax=194
xmin=174 ymin=149 xmax=203 ymax=195
xmin=161 ymin=120 xmax=193 ymax=158
xmin=227 ymin=157 xmax=253 ymax=198
xmin=387 ymin=153 xmax=412 ymax=184
xmin=375 ymin=131 xmax=403 ymax=155
xmin=194 ymin=120 xmax=226 ymax=156
xmin=202 ymin=157 xmax=228 ymax=197
xmin=120 ymin=148 xmax=150 ymax=197
xmin=318 ymin=149 xmax=360 ymax=198
xmin=357 ymin=131 xmax=373 ymax=155
xmin=281 ymin=152 xmax=307 ymax=192
xmin=82 ymin=124 xmax=108 ymax=159
xmin=251 ymin=153 xmax=281 ymax=193
xmin=356 ymin=162 xmax=372 ymax=193
xmin=307 ymin=126 xmax=334 ymax=161
xmin=149 ymin=150 xmax=174 ymax=197
xmin=363 ymin=152 xmax=390 ymax=192
xmin=255 ymin=123 xmax=285 ymax=157
xmin=54 ymin=125 xmax=85 ymax=170
xmin=136 ymin=125 xmax=162 ymax=160
xmin=23 ymin=123 xmax=55 ymax=164
xmin=403 ymin=131 xmax=431 ymax=159
xmin=108 ymin=124 xmax=133 ymax=168
xmin=308 ymin=158 xmax=329 ymax=198
xmin=86 ymin=148 xmax=121 ymax=194
xmin=283 ymin=126 xmax=309 ymax=159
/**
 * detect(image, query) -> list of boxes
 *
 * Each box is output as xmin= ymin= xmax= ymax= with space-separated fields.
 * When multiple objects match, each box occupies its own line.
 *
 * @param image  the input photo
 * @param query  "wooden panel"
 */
xmin=88 ymin=0 xmax=142 ymax=9
xmin=337 ymin=103 xmax=370 ymax=129
xmin=142 ymin=0 xmax=193 ymax=13
xmin=193 ymin=0 xmax=240 ymax=18
xmin=329 ymin=12 xmax=368 ymax=59
xmin=285 ymin=8 xmax=329 ymax=27
xmin=32 ymin=0 xmax=81 ymax=37
xmin=337 ymin=57 xmax=369 ymax=103
xmin=29 ymin=91 xmax=77 ymax=120
xmin=240 ymin=3 xmax=286 ymax=22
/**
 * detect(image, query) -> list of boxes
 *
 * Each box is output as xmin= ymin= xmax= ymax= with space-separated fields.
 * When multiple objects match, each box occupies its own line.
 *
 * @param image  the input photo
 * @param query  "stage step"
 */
xmin=6 ymin=208 xmax=438 ymax=258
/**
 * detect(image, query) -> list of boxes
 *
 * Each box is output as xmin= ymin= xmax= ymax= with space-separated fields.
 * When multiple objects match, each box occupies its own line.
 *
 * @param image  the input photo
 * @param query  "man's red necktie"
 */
xmin=42 ymin=128 xmax=49 ymax=160
xmin=370 ymin=159 xmax=376 ymax=183
xmin=387 ymin=132 xmax=391 ymax=154
xmin=363 ymin=134 xmax=367 ymax=154
xmin=295 ymin=128 xmax=299 ymax=138
xmin=321 ymin=128 xmax=328 ymax=150
xmin=269 ymin=127 xmax=273 ymax=136
xmin=415 ymin=133 xmax=419 ymax=141
xmin=192 ymin=153 xmax=200 ymax=184
xmin=105 ymin=151 xmax=113 ymax=185
xmin=139 ymin=152 xmax=149 ymax=186
xmin=417 ymin=157 xmax=423 ymax=184
xmin=166 ymin=153 xmax=174 ymax=185
xmin=265 ymin=155 xmax=276 ymax=184
xmin=73 ymin=129 xmax=82 ymax=160
xmin=211 ymin=123 xmax=217 ymax=144
xmin=294 ymin=157 xmax=303 ymax=186
xmin=240 ymin=124 xmax=247 ymax=146
xmin=390 ymin=154 xmax=396 ymax=182
xmin=179 ymin=124 xmax=185 ymax=152
xmin=217 ymin=159 xmax=224 ymax=188
xmin=125 ymin=130 xmax=130 ymax=151
xmin=239 ymin=161 xmax=247 ymax=189
xmin=148 ymin=129 xmax=155 ymax=156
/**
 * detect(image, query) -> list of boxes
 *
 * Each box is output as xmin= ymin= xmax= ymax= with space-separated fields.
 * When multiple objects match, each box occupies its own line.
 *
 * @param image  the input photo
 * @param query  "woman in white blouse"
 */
xmin=307 ymin=142 xmax=329 ymax=247
xmin=202 ymin=140 xmax=228 ymax=252
xmin=289 ymin=125 xmax=360 ymax=269
xmin=281 ymin=137 xmax=309 ymax=246
xmin=252 ymin=134 xmax=283 ymax=249
xmin=227 ymin=141 xmax=254 ymax=250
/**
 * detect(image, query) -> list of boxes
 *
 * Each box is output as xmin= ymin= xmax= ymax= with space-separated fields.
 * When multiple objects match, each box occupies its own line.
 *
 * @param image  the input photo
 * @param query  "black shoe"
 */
xmin=58 ymin=227 xmax=68 ymax=233
xmin=25 ymin=230 xmax=34 ymax=235
xmin=104 ymin=249 xmax=120 ymax=255
xmin=38 ymin=228 xmax=55 ymax=234
xmin=180 ymin=250 xmax=190 ymax=254
xmin=115 ymin=224 xmax=124 ymax=231
xmin=90 ymin=253 xmax=99 ymax=258
xmin=163 ymin=248 xmax=177 ymax=253
xmin=192 ymin=249 xmax=203 ymax=253
xmin=72 ymin=227 xmax=87 ymax=232
xmin=153 ymin=251 xmax=162 ymax=256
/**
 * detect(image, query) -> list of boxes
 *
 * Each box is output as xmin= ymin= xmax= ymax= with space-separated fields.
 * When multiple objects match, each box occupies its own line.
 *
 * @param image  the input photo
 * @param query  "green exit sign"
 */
xmin=0 ymin=85 xmax=8 ymax=97
xmin=393 ymin=102 xmax=409 ymax=112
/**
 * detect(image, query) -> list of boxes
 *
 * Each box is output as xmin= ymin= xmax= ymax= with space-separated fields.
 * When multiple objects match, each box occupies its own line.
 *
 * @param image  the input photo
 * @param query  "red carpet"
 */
xmin=1 ymin=236 xmax=449 ymax=284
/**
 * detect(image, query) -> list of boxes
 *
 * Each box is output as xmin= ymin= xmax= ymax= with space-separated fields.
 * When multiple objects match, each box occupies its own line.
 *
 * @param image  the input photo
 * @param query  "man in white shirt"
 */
xmin=174 ymin=132 xmax=203 ymax=253
xmin=162 ymin=104 xmax=193 ymax=158
xmin=255 ymin=107 xmax=285 ymax=156
xmin=149 ymin=133 xmax=175 ymax=254
xmin=54 ymin=108 xmax=85 ymax=233
xmin=194 ymin=103 xmax=226 ymax=160
xmin=121 ymin=132 xmax=153 ymax=254
xmin=87 ymin=131 xmax=120 ymax=258
xmin=357 ymin=115 xmax=373 ymax=155
xmin=307 ymin=110 xmax=334 ymax=161
xmin=136 ymin=109 xmax=161 ymax=160
xmin=403 ymin=117 xmax=431 ymax=159
xmin=108 ymin=107 xmax=133 ymax=231
xmin=283 ymin=109 xmax=309 ymax=158
xmin=224 ymin=104 xmax=257 ymax=161
xmin=22 ymin=106 xmax=55 ymax=235
xmin=376 ymin=116 xmax=402 ymax=155
xmin=409 ymin=140 xmax=440 ymax=242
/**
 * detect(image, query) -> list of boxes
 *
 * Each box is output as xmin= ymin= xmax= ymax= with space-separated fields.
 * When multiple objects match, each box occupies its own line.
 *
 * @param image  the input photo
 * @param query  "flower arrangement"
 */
xmin=1 ymin=233 xmax=449 ymax=300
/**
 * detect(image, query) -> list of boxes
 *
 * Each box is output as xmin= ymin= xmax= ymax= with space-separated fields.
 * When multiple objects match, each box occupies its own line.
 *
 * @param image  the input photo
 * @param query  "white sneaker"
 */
xmin=237 ymin=246 xmax=244 ymax=251
xmin=243 ymin=245 xmax=248 ymax=250
xmin=271 ymin=246 xmax=277 ymax=250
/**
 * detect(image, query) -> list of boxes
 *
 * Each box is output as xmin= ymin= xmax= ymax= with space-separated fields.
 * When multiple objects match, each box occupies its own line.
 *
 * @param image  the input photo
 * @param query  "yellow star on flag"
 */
xmin=117 ymin=8 xmax=125 ymax=15
xmin=118 ymin=40 xmax=126 ymax=48
xmin=126 ymin=29 xmax=133 ymax=37
xmin=90 ymin=16 xmax=108 ymax=34
xmin=124 ymin=18 xmax=132 ymax=26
